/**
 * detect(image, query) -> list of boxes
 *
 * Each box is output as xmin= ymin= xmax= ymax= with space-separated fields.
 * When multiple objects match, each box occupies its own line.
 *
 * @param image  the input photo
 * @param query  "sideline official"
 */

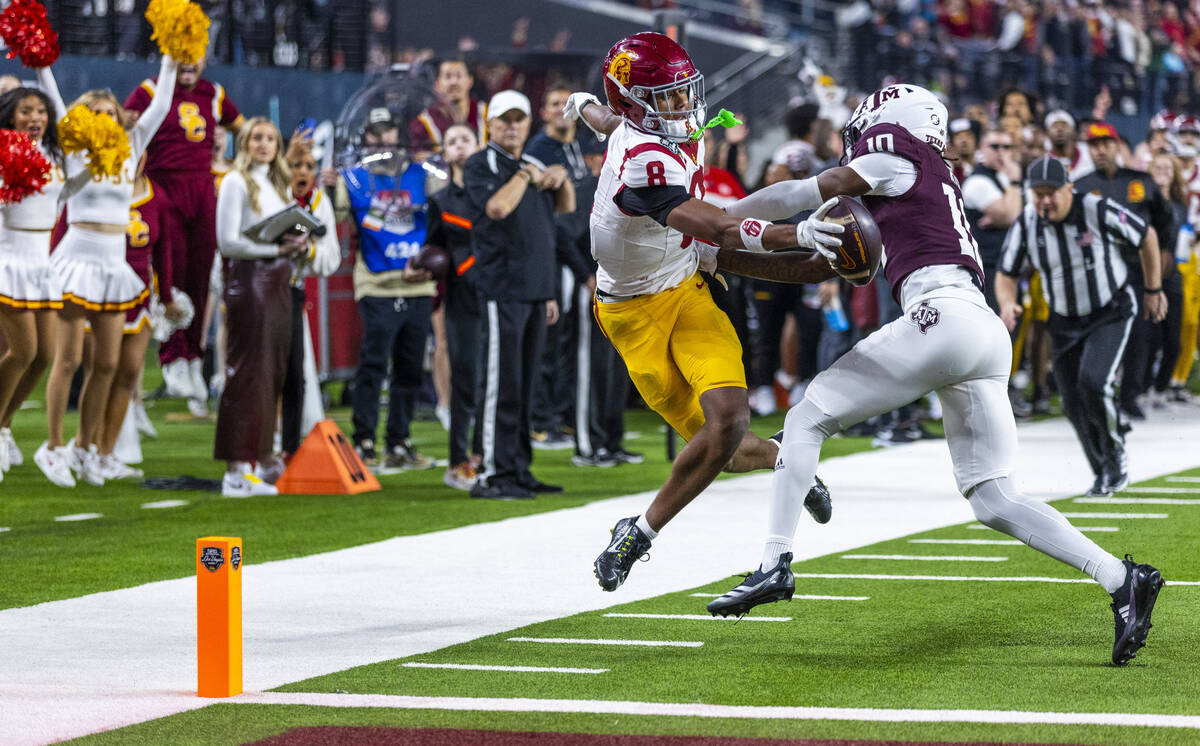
xmin=996 ymin=156 xmax=1166 ymax=498
xmin=464 ymin=90 xmax=575 ymax=499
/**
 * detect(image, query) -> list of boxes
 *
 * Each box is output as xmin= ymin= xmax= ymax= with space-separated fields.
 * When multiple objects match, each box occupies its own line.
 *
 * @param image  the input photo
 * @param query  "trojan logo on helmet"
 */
xmin=601 ymin=32 xmax=706 ymax=142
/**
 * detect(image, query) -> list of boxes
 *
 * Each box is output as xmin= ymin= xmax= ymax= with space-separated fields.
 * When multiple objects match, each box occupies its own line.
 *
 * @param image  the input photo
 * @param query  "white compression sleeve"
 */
xmin=724 ymin=177 xmax=822 ymax=220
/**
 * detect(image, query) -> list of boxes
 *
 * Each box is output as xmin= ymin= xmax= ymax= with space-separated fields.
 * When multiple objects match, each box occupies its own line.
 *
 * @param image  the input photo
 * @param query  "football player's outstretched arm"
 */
xmin=665 ymin=197 xmax=822 ymax=251
xmin=715 ymin=247 xmax=837 ymax=284
xmin=724 ymin=166 xmax=871 ymax=219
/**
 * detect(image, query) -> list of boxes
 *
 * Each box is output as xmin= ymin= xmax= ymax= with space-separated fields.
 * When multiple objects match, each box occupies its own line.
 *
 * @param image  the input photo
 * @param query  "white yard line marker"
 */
xmin=1166 ymin=476 xmax=1200 ymax=483
xmin=402 ymin=662 xmax=607 ymax=675
xmin=0 ymin=527 xmax=9 ymax=534
xmin=689 ymin=593 xmax=870 ymax=601
xmin=909 ymin=539 xmax=1023 ymax=546
xmin=972 ymin=524 xmax=1119 ymax=533
xmin=603 ymin=613 xmax=791 ymax=622
xmin=234 ymin=692 xmax=1200 ymax=730
xmin=141 ymin=500 xmax=188 ymax=509
xmin=842 ymin=554 xmax=1008 ymax=562
xmin=793 ymin=572 xmax=1200 ymax=586
xmin=1115 ymin=488 xmax=1200 ymax=497
xmin=507 ymin=637 xmax=703 ymax=648
xmin=54 ymin=513 xmax=102 ymax=522
xmin=1076 ymin=497 xmax=1200 ymax=505
xmin=1058 ymin=512 xmax=1167 ymax=519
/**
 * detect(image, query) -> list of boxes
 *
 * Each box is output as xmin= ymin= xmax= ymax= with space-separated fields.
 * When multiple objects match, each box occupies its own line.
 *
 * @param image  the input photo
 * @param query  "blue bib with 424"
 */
xmin=343 ymin=162 xmax=426 ymax=273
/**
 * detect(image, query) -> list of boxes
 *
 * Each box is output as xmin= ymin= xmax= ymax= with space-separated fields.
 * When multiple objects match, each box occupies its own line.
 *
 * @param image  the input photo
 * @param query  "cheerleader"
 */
xmin=214 ymin=117 xmax=308 ymax=497
xmin=0 ymin=76 xmax=65 ymax=481
xmin=35 ymin=55 xmax=176 ymax=487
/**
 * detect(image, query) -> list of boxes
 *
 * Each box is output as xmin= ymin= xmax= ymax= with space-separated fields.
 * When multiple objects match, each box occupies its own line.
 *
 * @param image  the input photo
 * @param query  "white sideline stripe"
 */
xmin=1058 ymin=512 xmax=1168 ymax=519
xmin=507 ymin=637 xmax=703 ymax=648
xmin=54 ymin=513 xmax=102 ymax=522
xmin=842 ymin=554 xmax=1007 ymax=562
xmin=794 ymin=572 xmax=1200 ymax=586
xmin=909 ymin=539 xmax=1023 ymax=546
xmin=1166 ymin=476 xmax=1200 ymax=483
xmin=402 ymin=662 xmax=607 ymax=675
xmin=140 ymin=500 xmax=188 ymax=509
xmin=1076 ymin=497 xmax=1200 ymax=505
xmin=603 ymin=613 xmax=791 ymax=622
xmin=0 ymin=527 xmax=9 ymax=533
xmin=689 ymin=593 xmax=870 ymax=601
xmin=964 ymin=525 xmax=1113 ymax=532
xmin=1124 ymin=487 xmax=1200 ymax=494
xmin=233 ymin=692 xmax=1200 ymax=730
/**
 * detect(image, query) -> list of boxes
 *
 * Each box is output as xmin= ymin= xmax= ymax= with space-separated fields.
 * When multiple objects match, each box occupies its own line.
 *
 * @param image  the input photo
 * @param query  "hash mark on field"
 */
xmin=1094 ymin=490 xmax=1200 ymax=499
xmin=795 ymin=572 xmax=1200 ymax=585
xmin=402 ymin=662 xmax=607 ymax=674
xmin=689 ymin=593 xmax=870 ymax=601
xmin=909 ymin=539 xmax=1023 ymax=546
xmin=1059 ymin=512 xmax=1167 ymax=519
xmin=1166 ymin=476 xmax=1200 ymax=483
xmin=0 ymin=527 xmax=9 ymax=533
xmin=969 ymin=523 xmax=1119 ymax=532
xmin=141 ymin=500 xmax=189 ymax=509
xmin=843 ymin=554 xmax=1008 ymax=562
xmin=54 ymin=513 xmax=102 ymax=522
xmin=507 ymin=637 xmax=702 ymax=648
xmin=603 ymin=613 xmax=791 ymax=622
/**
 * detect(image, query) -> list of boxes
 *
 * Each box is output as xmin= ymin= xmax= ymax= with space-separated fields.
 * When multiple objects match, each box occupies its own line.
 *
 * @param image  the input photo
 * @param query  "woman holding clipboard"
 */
xmin=213 ymin=116 xmax=310 ymax=497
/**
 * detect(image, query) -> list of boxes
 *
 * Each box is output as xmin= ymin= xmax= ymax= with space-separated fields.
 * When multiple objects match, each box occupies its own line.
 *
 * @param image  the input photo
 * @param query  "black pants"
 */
xmin=351 ymin=295 xmax=432 ymax=450
xmin=532 ymin=266 xmax=572 ymax=432
xmin=747 ymin=279 xmax=822 ymax=388
xmin=479 ymin=297 xmax=546 ymax=486
xmin=1120 ymin=267 xmax=1150 ymax=409
xmin=281 ymin=286 xmax=306 ymax=454
xmin=1148 ymin=272 xmax=1184 ymax=393
xmin=445 ymin=280 xmax=481 ymax=466
xmin=574 ymin=286 xmax=630 ymax=457
xmin=1049 ymin=293 xmax=1134 ymax=478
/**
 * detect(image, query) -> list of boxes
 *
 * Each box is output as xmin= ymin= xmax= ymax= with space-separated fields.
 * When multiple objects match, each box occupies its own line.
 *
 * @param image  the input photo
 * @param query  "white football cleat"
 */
xmin=0 ymin=427 xmax=22 ymax=467
xmin=79 ymin=446 xmax=105 ymax=487
xmin=161 ymin=358 xmax=194 ymax=398
xmin=100 ymin=453 xmax=143 ymax=480
xmin=132 ymin=401 xmax=157 ymax=438
xmin=34 ymin=442 xmax=76 ymax=487
xmin=222 ymin=471 xmax=278 ymax=497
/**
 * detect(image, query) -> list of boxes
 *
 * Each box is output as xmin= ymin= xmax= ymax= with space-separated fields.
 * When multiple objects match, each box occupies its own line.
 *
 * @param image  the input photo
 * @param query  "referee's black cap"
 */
xmin=1026 ymin=155 xmax=1069 ymax=189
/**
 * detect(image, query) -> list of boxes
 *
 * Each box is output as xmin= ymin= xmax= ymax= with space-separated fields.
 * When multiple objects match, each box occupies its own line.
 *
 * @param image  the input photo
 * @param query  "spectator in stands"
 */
xmin=125 ymin=55 xmax=244 ymax=418
xmin=1076 ymin=121 xmax=1175 ymax=421
xmin=1045 ymin=109 xmax=1094 ymax=179
xmin=213 ymin=117 xmax=305 ymax=497
xmin=463 ymin=90 xmax=573 ymax=499
xmin=1147 ymin=151 xmax=1189 ymax=406
xmin=410 ymin=59 xmax=487 ymax=161
xmin=949 ymin=117 xmax=980 ymax=180
xmin=997 ymin=86 xmax=1038 ymax=126
xmin=427 ymin=124 xmax=483 ymax=490
xmin=340 ymin=108 xmax=437 ymax=472
xmin=963 ymin=127 xmax=1024 ymax=312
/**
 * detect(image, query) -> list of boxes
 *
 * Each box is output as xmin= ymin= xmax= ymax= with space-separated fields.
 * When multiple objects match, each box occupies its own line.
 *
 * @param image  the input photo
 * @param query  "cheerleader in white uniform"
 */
xmin=34 ymin=56 xmax=177 ymax=488
xmin=0 ymin=75 xmax=66 ymax=481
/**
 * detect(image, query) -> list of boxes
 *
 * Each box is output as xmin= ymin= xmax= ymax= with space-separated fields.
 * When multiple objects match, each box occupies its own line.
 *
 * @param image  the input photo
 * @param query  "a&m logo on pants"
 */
xmin=911 ymin=301 xmax=940 ymax=334
xmin=200 ymin=546 xmax=225 ymax=572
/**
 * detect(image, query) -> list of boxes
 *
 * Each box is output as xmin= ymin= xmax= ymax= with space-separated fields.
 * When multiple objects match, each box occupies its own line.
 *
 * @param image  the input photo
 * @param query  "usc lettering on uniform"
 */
xmin=178 ymin=102 xmax=206 ymax=142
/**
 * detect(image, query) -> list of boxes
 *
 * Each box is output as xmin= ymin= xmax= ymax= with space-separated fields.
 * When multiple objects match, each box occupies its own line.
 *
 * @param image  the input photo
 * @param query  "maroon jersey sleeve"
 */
xmin=124 ymin=80 xmax=154 ymax=114
xmin=217 ymin=86 xmax=242 ymax=129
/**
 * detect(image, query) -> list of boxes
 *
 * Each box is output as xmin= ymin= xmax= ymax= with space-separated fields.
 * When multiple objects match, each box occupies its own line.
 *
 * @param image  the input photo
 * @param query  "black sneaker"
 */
xmin=1121 ymin=401 xmax=1147 ymax=422
xmin=706 ymin=552 xmax=795 ymax=617
xmin=1085 ymin=473 xmax=1111 ymax=497
xmin=355 ymin=439 xmax=378 ymax=467
xmin=470 ymin=480 xmax=535 ymax=500
xmin=571 ymin=451 xmax=618 ymax=467
xmin=805 ymin=476 xmax=832 ymax=524
xmin=1110 ymin=555 xmax=1165 ymax=666
xmin=594 ymin=516 xmax=652 ymax=591
xmin=610 ymin=448 xmax=644 ymax=464
xmin=517 ymin=475 xmax=563 ymax=493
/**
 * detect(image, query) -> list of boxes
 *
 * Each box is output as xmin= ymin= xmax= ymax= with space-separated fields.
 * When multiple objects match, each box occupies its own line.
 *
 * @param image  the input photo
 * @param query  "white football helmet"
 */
xmin=841 ymin=84 xmax=948 ymax=162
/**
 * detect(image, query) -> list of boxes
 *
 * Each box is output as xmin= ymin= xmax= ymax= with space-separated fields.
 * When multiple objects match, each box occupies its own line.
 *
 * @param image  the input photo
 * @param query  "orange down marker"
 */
xmin=196 ymin=536 xmax=243 ymax=697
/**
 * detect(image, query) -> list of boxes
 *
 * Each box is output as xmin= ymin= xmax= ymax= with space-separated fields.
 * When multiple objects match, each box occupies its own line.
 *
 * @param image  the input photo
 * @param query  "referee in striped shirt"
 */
xmin=996 ymin=156 xmax=1166 ymax=497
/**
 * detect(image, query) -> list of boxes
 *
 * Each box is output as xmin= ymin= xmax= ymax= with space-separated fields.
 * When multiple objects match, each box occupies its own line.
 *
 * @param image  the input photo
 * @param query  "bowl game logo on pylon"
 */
xmin=200 ymin=546 xmax=224 ymax=572
xmin=230 ymin=546 xmax=242 ymax=571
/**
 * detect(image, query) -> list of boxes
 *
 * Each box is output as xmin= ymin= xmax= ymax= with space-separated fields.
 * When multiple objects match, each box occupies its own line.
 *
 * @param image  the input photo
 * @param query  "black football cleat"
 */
xmin=594 ymin=516 xmax=652 ymax=591
xmin=770 ymin=431 xmax=833 ymax=524
xmin=706 ymin=552 xmax=795 ymax=617
xmin=1110 ymin=554 xmax=1165 ymax=666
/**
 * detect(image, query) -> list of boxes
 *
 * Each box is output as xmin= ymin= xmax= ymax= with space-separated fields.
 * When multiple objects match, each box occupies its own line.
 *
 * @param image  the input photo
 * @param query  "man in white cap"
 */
xmin=463 ymin=90 xmax=576 ymax=499
xmin=1045 ymin=109 xmax=1094 ymax=180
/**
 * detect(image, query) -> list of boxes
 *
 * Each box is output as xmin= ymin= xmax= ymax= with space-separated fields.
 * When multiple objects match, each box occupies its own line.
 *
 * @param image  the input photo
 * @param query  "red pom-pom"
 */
xmin=0 ymin=129 xmax=52 ymax=203
xmin=0 ymin=0 xmax=60 ymax=69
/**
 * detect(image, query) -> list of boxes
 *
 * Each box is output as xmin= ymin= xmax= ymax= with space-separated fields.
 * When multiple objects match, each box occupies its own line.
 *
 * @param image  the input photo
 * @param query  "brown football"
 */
xmin=824 ymin=195 xmax=883 ymax=286
xmin=412 ymin=243 xmax=450 ymax=279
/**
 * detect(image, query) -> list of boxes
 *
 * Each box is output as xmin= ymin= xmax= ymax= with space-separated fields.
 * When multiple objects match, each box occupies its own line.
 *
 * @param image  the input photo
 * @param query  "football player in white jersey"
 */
xmin=565 ymin=32 xmax=845 ymax=593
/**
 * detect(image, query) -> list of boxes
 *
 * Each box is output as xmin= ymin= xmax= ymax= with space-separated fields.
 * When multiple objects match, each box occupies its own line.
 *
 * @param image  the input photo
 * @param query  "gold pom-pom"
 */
xmin=58 ymin=105 xmax=131 ymax=179
xmin=145 ymin=0 xmax=209 ymax=64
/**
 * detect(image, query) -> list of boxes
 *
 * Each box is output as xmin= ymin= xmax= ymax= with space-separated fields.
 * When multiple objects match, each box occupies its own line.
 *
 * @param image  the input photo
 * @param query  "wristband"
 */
xmin=739 ymin=218 xmax=767 ymax=252
xmin=1144 ymin=286 xmax=1162 ymax=293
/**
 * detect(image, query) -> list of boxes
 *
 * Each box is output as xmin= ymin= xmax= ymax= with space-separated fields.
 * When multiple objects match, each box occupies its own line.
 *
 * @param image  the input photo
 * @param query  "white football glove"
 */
xmin=696 ymin=242 xmax=719 ymax=273
xmin=795 ymin=197 xmax=843 ymax=257
xmin=562 ymin=92 xmax=607 ymax=142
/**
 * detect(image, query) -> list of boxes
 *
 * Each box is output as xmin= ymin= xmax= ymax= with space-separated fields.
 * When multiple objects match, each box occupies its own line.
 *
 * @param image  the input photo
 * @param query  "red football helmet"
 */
xmin=601 ymin=32 xmax=706 ymax=141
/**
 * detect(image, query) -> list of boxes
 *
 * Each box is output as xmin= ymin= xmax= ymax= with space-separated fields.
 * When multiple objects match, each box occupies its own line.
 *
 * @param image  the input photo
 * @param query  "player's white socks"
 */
xmin=761 ymin=398 xmax=837 ymax=571
xmin=968 ymin=476 xmax=1128 ymax=593
xmin=635 ymin=514 xmax=658 ymax=540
